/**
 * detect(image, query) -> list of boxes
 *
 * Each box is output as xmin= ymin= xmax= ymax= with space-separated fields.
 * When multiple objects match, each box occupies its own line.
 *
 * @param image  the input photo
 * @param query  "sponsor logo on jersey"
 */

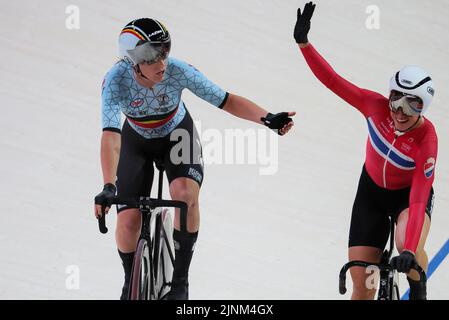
xmin=401 ymin=143 xmax=412 ymax=153
xmin=424 ymin=157 xmax=435 ymax=179
xmin=188 ymin=168 xmax=203 ymax=183
xmin=130 ymin=98 xmax=144 ymax=108
xmin=154 ymin=106 xmax=170 ymax=113
xmin=386 ymin=118 xmax=395 ymax=130
xmin=379 ymin=121 xmax=390 ymax=135
xmin=157 ymin=94 xmax=169 ymax=106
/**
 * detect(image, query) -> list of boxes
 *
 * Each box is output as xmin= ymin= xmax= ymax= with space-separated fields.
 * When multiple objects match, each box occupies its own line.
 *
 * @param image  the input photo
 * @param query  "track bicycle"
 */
xmin=339 ymin=217 xmax=427 ymax=300
xmin=98 ymin=160 xmax=188 ymax=300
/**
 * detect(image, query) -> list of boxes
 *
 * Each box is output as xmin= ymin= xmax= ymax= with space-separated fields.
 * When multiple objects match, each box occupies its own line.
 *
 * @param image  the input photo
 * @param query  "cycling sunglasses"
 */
xmin=127 ymin=40 xmax=171 ymax=65
xmin=389 ymin=90 xmax=424 ymax=116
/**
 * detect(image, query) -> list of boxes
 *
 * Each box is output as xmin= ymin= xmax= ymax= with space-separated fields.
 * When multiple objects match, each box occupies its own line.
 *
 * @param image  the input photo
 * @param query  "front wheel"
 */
xmin=129 ymin=238 xmax=152 ymax=300
xmin=154 ymin=208 xmax=175 ymax=299
xmin=391 ymin=271 xmax=400 ymax=300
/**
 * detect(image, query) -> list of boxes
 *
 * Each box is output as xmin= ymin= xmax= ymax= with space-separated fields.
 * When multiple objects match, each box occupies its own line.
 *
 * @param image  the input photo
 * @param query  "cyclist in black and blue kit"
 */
xmin=94 ymin=18 xmax=295 ymax=300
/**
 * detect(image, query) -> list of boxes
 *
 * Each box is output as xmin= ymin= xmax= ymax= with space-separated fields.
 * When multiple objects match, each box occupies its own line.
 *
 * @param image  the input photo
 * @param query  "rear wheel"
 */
xmin=128 ymin=208 xmax=175 ymax=300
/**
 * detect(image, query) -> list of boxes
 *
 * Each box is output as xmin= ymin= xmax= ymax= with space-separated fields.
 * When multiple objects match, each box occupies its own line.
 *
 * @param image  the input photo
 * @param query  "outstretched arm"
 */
xmin=222 ymin=93 xmax=296 ymax=136
xmin=222 ymin=93 xmax=268 ymax=123
xmin=173 ymin=59 xmax=296 ymax=135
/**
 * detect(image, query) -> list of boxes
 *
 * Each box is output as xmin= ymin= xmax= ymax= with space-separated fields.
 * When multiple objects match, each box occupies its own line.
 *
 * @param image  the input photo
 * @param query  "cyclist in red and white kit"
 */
xmin=294 ymin=3 xmax=437 ymax=300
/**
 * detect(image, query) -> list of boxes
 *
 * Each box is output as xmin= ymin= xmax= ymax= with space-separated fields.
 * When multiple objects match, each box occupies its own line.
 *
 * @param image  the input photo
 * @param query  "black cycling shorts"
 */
xmin=348 ymin=165 xmax=434 ymax=250
xmin=115 ymin=110 xmax=204 ymax=213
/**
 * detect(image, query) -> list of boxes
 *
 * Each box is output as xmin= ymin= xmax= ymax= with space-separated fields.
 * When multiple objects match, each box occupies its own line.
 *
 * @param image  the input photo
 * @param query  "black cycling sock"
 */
xmin=118 ymin=250 xmax=135 ymax=300
xmin=168 ymin=230 xmax=198 ymax=300
xmin=172 ymin=230 xmax=198 ymax=280
xmin=407 ymin=276 xmax=427 ymax=300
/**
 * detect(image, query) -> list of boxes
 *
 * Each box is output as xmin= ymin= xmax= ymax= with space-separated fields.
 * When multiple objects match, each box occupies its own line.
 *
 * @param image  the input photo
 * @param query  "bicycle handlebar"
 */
xmin=98 ymin=196 xmax=188 ymax=234
xmin=338 ymin=260 xmax=427 ymax=295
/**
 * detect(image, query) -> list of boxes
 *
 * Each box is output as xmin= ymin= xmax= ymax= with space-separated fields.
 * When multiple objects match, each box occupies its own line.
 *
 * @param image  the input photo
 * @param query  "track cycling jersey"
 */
xmin=101 ymin=57 xmax=228 ymax=139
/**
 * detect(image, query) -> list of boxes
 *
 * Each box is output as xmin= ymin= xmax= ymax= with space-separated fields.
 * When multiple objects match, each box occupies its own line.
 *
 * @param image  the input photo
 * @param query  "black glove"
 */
xmin=94 ymin=183 xmax=116 ymax=209
xmin=294 ymin=1 xmax=316 ymax=44
xmin=261 ymin=112 xmax=293 ymax=135
xmin=391 ymin=251 xmax=416 ymax=273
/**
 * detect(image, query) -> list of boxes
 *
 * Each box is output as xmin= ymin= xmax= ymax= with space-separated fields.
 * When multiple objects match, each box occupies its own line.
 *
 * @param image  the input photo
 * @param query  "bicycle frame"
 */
xmin=339 ymin=218 xmax=426 ymax=300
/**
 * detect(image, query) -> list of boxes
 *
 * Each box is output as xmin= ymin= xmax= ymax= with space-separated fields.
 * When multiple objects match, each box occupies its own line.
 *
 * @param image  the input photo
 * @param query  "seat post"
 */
xmin=155 ymin=159 xmax=165 ymax=200
xmin=158 ymin=167 xmax=164 ymax=200
xmin=388 ymin=217 xmax=395 ymax=260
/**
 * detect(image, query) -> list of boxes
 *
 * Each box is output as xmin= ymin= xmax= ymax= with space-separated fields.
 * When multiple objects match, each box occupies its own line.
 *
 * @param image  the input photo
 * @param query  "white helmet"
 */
xmin=389 ymin=66 xmax=434 ymax=114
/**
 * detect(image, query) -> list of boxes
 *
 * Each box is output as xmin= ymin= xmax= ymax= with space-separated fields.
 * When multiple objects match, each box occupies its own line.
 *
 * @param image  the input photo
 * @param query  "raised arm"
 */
xmin=300 ymin=44 xmax=367 ymax=110
xmin=294 ymin=2 xmax=377 ymax=116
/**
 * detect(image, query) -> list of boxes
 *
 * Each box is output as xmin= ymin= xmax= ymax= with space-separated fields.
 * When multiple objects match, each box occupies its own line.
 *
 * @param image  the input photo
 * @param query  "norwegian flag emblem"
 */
xmin=424 ymin=157 xmax=436 ymax=179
